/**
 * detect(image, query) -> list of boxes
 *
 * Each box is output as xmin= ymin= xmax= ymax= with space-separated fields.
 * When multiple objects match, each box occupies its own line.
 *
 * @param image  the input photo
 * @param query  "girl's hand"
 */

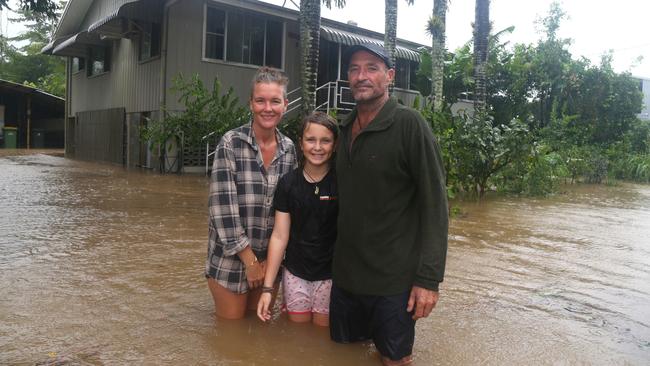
xmin=245 ymin=260 xmax=265 ymax=289
xmin=257 ymin=292 xmax=273 ymax=322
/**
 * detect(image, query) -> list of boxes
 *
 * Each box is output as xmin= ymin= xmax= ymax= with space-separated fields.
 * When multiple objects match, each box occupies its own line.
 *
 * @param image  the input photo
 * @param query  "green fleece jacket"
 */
xmin=333 ymin=97 xmax=448 ymax=295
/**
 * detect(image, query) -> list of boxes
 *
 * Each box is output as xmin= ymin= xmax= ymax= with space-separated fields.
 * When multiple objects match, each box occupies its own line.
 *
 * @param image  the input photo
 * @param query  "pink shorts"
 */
xmin=282 ymin=267 xmax=332 ymax=315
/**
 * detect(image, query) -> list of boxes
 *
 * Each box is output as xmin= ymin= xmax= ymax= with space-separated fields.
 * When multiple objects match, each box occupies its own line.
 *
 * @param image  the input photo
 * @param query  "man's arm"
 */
xmin=407 ymin=112 xmax=449 ymax=317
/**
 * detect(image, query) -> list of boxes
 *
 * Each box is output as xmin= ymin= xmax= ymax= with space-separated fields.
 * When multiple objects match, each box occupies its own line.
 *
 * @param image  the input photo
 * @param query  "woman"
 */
xmin=205 ymin=67 xmax=297 ymax=319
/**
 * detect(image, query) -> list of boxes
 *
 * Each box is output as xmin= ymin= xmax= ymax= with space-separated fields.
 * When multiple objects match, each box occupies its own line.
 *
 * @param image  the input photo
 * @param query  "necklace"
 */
xmin=303 ymin=167 xmax=327 ymax=195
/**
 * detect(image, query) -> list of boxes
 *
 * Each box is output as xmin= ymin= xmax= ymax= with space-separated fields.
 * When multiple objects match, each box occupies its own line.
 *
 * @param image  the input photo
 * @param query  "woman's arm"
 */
xmin=209 ymin=140 xmax=251 ymax=256
xmin=209 ymin=138 xmax=266 ymax=288
xmin=257 ymin=211 xmax=291 ymax=321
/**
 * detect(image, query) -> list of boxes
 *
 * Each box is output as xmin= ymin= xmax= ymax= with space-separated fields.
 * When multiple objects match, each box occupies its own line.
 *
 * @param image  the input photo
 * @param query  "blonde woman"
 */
xmin=206 ymin=67 xmax=297 ymax=319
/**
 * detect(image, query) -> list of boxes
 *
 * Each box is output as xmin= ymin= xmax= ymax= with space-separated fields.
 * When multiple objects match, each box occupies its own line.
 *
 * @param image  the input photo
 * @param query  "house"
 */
xmin=0 ymin=79 xmax=64 ymax=149
xmin=43 ymin=0 xmax=426 ymax=170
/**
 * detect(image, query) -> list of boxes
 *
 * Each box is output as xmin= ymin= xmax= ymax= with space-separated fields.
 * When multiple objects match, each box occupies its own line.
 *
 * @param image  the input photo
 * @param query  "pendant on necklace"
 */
xmin=314 ymin=185 xmax=319 ymax=195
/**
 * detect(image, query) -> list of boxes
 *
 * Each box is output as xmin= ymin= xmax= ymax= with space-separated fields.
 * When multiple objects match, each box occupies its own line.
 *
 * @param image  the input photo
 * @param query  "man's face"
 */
xmin=347 ymin=50 xmax=395 ymax=104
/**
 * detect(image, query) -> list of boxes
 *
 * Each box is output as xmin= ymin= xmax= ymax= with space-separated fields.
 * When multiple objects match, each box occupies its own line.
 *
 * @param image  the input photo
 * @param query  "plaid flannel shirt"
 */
xmin=206 ymin=123 xmax=297 ymax=294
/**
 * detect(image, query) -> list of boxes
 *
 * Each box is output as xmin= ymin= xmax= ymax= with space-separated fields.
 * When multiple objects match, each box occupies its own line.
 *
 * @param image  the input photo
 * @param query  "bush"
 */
xmin=610 ymin=154 xmax=650 ymax=183
xmin=142 ymin=73 xmax=249 ymax=157
xmin=584 ymin=149 xmax=609 ymax=184
xmin=496 ymin=143 xmax=568 ymax=196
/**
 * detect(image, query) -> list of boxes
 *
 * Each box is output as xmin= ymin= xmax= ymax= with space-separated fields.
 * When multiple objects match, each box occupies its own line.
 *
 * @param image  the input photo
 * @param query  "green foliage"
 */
xmin=607 ymin=143 xmax=650 ymax=183
xmin=623 ymin=155 xmax=650 ymax=183
xmin=561 ymin=146 xmax=590 ymax=183
xmin=278 ymin=114 xmax=302 ymax=145
xmin=141 ymin=74 xmax=249 ymax=153
xmin=496 ymin=141 xmax=594 ymax=196
xmin=584 ymin=149 xmax=609 ymax=184
xmin=429 ymin=1 xmax=646 ymax=195
xmin=414 ymin=50 xmax=432 ymax=97
xmin=421 ymin=105 xmax=530 ymax=197
xmin=0 ymin=2 xmax=65 ymax=96
xmin=0 ymin=0 xmax=57 ymax=19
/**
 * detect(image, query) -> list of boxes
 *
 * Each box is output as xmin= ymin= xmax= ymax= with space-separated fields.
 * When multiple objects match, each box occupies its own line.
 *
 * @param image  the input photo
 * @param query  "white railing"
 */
xmin=285 ymin=87 xmax=302 ymax=115
xmin=315 ymin=80 xmax=356 ymax=114
xmin=314 ymin=81 xmax=336 ymax=112
xmin=202 ymin=130 xmax=218 ymax=175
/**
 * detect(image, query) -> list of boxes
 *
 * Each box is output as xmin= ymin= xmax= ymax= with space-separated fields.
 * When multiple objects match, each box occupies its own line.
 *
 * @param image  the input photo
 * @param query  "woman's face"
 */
xmin=300 ymin=122 xmax=336 ymax=168
xmin=249 ymin=82 xmax=288 ymax=132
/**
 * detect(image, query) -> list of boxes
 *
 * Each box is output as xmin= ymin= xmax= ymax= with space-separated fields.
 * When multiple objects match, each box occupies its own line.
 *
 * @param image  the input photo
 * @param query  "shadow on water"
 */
xmin=1 ymin=152 xmax=649 ymax=365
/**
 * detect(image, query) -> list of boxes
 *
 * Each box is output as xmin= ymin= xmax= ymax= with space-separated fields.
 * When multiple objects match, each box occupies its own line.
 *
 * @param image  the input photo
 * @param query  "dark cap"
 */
xmin=345 ymin=43 xmax=393 ymax=69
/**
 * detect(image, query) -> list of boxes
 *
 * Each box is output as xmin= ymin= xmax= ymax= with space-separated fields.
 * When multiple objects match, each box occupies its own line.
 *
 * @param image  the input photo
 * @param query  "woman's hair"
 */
xmin=250 ymin=66 xmax=289 ymax=100
xmin=300 ymin=111 xmax=339 ymax=141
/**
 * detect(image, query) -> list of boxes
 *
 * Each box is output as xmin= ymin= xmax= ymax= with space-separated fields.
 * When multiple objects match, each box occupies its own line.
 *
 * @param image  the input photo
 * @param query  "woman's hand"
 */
xmin=257 ymin=292 xmax=273 ymax=322
xmin=245 ymin=260 xmax=265 ymax=289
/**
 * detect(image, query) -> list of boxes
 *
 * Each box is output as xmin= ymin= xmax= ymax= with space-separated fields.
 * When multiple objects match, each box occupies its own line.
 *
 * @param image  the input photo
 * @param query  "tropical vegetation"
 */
xmin=0 ymin=2 xmax=65 ymax=96
xmin=140 ymin=74 xmax=249 ymax=171
xmin=417 ymin=1 xmax=647 ymax=196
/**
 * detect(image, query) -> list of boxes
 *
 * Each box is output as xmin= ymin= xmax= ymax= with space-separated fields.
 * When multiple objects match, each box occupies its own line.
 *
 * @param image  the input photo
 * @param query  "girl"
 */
xmin=206 ymin=67 xmax=297 ymax=320
xmin=257 ymin=111 xmax=338 ymax=326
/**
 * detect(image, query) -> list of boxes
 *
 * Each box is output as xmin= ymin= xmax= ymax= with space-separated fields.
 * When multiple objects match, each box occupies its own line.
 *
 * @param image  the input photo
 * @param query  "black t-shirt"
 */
xmin=273 ymin=167 xmax=338 ymax=281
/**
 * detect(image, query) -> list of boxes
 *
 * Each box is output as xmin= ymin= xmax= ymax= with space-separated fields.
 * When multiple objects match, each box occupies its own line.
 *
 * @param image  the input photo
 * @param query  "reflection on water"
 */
xmin=1 ymin=152 xmax=649 ymax=365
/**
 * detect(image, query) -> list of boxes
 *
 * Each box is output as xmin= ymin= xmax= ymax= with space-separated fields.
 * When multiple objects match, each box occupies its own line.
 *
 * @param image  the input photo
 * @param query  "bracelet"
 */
xmin=261 ymin=286 xmax=274 ymax=293
xmin=247 ymin=257 xmax=258 ymax=267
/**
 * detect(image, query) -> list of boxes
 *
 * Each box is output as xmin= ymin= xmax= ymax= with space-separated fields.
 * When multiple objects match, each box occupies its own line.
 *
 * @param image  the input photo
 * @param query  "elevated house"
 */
xmin=44 ymin=0 xmax=426 ymax=170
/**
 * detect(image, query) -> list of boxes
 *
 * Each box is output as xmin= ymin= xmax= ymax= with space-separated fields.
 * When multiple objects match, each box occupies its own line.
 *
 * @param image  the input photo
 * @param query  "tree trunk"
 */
xmin=300 ymin=0 xmax=321 ymax=114
xmin=473 ymin=0 xmax=490 ymax=113
xmin=431 ymin=0 xmax=448 ymax=112
xmin=384 ymin=0 xmax=398 ymax=95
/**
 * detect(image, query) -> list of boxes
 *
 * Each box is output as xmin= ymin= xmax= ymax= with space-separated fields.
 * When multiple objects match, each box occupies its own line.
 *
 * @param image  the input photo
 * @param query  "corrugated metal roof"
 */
xmin=0 ymin=79 xmax=65 ymax=101
xmin=52 ymin=31 xmax=104 ymax=57
xmin=321 ymin=26 xmax=421 ymax=62
xmin=88 ymin=0 xmax=160 ymax=34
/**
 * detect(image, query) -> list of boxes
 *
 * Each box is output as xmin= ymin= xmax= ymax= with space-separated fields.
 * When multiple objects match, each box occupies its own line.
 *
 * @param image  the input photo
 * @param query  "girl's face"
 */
xmin=249 ymin=82 xmax=288 ymax=132
xmin=300 ymin=122 xmax=335 ymax=168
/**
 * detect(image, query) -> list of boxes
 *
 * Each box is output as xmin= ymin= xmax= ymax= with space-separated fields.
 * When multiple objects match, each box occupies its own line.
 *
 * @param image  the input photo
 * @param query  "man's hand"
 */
xmin=407 ymin=286 xmax=439 ymax=320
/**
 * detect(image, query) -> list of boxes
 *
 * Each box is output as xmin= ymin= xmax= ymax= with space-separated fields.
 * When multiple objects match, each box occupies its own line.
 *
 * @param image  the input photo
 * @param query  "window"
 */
xmin=204 ymin=7 xmax=283 ymax=68
xmin=139 ymin=22 xmax=161 ymax=61
xmin=87 ymin=45 xmax=110 ymax=76
xmin=72 ymin=57 xmax=85 ymax=73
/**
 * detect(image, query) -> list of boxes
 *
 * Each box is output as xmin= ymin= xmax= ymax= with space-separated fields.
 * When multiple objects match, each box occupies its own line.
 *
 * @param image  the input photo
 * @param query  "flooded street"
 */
xmin=1 ymin=151 xmax=649 ymax=365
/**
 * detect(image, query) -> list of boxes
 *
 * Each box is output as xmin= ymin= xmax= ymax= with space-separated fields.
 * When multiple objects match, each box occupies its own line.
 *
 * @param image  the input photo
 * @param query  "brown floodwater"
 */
xmin=1 ymin=151 xmax=649 ymax=365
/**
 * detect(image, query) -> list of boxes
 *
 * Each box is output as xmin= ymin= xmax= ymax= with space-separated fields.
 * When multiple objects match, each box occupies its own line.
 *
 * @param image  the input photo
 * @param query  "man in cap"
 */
xmin=330 ymin=43 xmax=449 ymax=366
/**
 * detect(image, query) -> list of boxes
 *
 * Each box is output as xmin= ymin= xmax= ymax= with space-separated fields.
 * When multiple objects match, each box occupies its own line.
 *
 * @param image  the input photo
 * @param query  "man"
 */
xmin=330 ymin=44 xmax=449 ymax=366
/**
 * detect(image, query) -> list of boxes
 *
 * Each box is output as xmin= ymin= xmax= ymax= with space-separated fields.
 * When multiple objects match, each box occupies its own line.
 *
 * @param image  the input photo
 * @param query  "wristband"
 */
xmin=247 ymin=257 xmax=258 ymax=267
xmin=261 ymin=286 xmax=274 ymax=293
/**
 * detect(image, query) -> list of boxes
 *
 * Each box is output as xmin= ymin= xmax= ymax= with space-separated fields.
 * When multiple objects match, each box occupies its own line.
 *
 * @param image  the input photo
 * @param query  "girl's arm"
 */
xmin=257 ymin=210 xmax=291 ymax=322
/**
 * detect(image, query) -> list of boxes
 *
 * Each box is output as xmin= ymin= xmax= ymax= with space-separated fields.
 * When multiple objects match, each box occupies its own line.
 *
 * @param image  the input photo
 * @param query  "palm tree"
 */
xmin=473 ymin=0 xmax=490 ymax=113
xmin=384 ymin=0 xmax=413 ymax=94
xmin=426 ymin=0 xmax=448 ymax=112
xmin=299 ymin=0 xmax=345 ymax=115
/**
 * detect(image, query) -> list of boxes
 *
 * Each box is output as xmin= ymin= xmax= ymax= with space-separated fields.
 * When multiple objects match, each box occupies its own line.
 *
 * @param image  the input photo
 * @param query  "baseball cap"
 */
xmin=345 ymin=43 xmax=393 ymax=69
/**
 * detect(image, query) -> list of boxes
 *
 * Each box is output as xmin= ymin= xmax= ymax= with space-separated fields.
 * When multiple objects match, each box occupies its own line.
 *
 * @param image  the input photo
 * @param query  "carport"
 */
xmin=0 ymin=79 xmax=65 ymax=148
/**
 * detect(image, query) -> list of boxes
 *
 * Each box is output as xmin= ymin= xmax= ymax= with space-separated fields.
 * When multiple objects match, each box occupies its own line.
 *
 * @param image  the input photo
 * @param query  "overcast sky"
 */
xmin=2 ymin=0 xmax=648 ymax=78
xmin=266 ymin=0 xmax=650 ymax=78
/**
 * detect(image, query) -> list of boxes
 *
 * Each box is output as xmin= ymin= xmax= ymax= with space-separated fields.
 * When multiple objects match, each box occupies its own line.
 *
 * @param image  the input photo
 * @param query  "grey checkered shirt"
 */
xmin=206 ymin=122 xmax=297 ymax=294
